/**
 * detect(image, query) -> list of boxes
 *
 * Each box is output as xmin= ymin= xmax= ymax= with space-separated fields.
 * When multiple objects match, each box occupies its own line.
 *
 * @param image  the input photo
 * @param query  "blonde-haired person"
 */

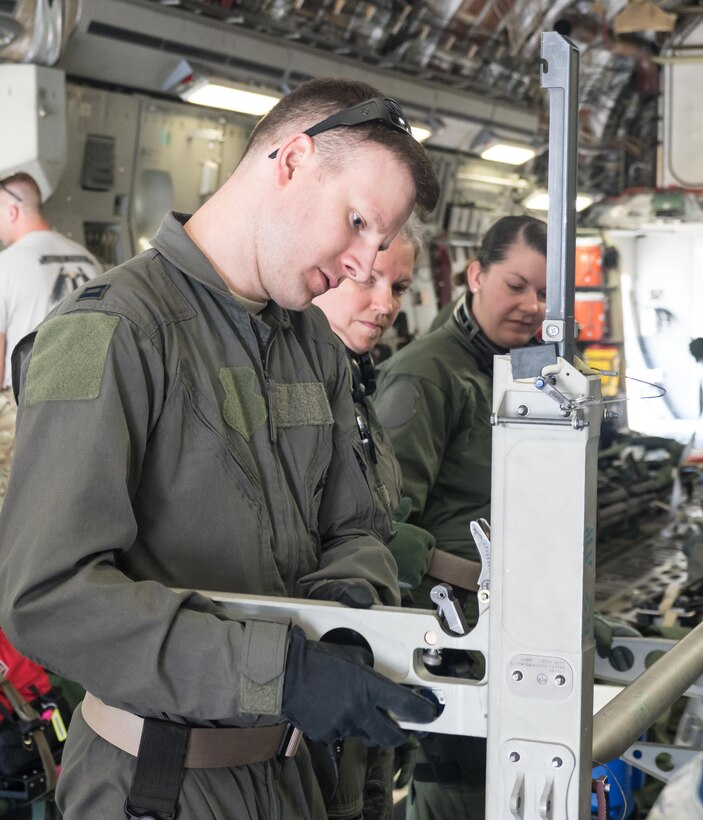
xmin=313 ymin=216 xmax=435 ymax=820
xmin=374 ymin=214 xmax=548 ymax=820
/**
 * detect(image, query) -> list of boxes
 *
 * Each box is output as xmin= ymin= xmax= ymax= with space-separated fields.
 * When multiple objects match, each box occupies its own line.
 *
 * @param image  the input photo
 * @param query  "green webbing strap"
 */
xmin=125 ymin=719 xmax=190 ymax=820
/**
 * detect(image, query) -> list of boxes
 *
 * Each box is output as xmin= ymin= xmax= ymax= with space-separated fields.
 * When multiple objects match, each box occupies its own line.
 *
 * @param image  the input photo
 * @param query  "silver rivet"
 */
xmin=552 ymin=757 xmax=563 ymax=768
xmin=512 ymin=670 xmax=523 ymax=682
xmin=555 ymin=675 xmax=566 ymax=686
xmin=509 ymin=751 xmax=520 ymax=763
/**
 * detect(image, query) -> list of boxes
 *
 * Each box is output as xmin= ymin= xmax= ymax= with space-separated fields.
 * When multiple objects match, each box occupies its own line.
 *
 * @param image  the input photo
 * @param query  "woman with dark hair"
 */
xmin=374 ymin=214 xmax=547 ymax=820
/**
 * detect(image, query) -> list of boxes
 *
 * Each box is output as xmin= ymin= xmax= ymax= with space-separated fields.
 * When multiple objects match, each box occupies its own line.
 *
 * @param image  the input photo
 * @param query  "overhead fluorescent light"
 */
xmin=480 ymin=142 xmax=537 ymax=165
xmin=182 ymin=79 xmax=281 ymax=116
xmin=410 ymin=124 xmax=432 ymax=142
xmin=523 ymin=190 xmax=550 ymax=211
xmin=470 ymin=127 xmax=538 ymax=166
xmin=458 ymin=171 xmax=529 ymax=190
xmin=523 ymin=189 xmax=595 ymax=212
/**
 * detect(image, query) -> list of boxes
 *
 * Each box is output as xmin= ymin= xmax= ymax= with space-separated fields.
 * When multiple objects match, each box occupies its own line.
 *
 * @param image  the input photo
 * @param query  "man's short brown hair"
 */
xmin=245 ymin=78 xmax=439 ymax=214
xmin=0 ymin=172 xmax=43 ymax=209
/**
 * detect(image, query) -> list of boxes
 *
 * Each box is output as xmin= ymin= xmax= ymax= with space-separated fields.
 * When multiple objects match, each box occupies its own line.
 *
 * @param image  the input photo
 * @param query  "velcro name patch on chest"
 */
xmin=26 ymin=313 xmax=120 ymax=405
xmin=275 ymin=383 xmax=333 ymax=428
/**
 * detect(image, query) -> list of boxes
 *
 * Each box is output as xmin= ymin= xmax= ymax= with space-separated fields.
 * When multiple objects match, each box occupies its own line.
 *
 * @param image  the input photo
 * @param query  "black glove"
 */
xmin=282 ymin=626 xmax=437 ymax=747
xmin=309 ymin=581 xmax=375 ymax=609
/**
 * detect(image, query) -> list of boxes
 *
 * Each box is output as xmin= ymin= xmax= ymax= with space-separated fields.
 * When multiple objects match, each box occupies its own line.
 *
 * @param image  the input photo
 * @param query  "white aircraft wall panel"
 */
xmin=606 ymin=225 xmax=703 ymax=433
xmin=0 ymin=64 xmax=66 ymax=200
xmin=44 ymin=84 xmax=139 ymax=266
xmin=661 ymin=21 xmax=703 ymax=187
xmin=130 ymin=98 xmax=252 ymax=253
xmin=44 ymin=83 xmax=253 ymax=266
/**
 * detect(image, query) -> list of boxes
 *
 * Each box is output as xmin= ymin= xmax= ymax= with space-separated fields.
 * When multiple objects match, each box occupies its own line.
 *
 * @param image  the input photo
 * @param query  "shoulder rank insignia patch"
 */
xmin=78 ymin=284 xmax=110 ymax=301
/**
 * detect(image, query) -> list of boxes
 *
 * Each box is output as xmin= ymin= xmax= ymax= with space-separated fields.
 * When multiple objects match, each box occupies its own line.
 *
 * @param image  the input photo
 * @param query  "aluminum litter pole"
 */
xmin=592 ymin=619 xmax=703 ymax=763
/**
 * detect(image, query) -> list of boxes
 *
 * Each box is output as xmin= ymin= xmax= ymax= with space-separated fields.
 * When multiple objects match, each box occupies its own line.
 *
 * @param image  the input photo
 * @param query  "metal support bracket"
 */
xmin=595 ymin=635 xmax=703 ymax=698
xmin=620 ymin=741 xmax=701 ymax=783
xmin=193 ymin=588 xmax=490 ymax=737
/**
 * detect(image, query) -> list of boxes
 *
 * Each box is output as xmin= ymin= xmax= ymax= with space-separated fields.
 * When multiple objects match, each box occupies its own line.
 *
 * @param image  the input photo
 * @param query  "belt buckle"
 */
xmin=124 ymin=798 xmax=164 ymax=820
xmin=277 ymin=723 xmax=303 ymax=760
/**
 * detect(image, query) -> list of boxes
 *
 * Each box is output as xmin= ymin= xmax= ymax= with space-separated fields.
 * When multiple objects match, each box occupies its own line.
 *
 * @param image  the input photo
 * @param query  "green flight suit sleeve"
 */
xmin=375 ymin=369 xmax=473 ymax=525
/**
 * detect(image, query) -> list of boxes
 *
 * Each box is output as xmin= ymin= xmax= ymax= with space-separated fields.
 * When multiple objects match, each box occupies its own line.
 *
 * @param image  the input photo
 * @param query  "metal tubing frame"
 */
xmin=593 ymin=619 xmax=703 ymax=763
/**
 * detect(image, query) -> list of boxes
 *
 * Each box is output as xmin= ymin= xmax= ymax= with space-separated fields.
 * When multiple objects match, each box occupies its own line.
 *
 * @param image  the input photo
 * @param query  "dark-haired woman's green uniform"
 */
xmin=375 ymin=295 xmax=501 ymax=820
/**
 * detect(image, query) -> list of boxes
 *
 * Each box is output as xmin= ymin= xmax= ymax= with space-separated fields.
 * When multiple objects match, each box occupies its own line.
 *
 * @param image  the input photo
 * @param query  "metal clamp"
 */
xmin=124 ymin=800 xmax=160 ymax=820
xmin=430 ymin=583 xmax=468 ymax=636
xmin=534 ymin=375 xmax=575 ymax=413
xmin=277 ymin=724 xmax=303 ymax=760
xmin=470 ymin=518 xmax=491 ymax=602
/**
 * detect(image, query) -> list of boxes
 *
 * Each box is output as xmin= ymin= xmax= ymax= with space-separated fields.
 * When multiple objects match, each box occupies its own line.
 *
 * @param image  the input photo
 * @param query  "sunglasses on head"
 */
xmin=0 ymin=180 xmax=23 ymax=203
xmin=268 ymin=96 xmax=414 ymax=159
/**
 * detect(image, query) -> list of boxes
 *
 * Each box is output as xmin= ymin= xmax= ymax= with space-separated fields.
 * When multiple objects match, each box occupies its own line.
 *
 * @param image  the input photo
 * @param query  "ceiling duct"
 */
xmin=0 ymin=0 xmax=80 ymax=65
xmin=425 ymin=0 xmax=467 ymax=25
xmin=58 ymin=0 xmax=539 ymax=155
xmin=0 ymin=12 xmax=22 ymax=48
xmin=146 ymin=1 xmax=701 ymax=197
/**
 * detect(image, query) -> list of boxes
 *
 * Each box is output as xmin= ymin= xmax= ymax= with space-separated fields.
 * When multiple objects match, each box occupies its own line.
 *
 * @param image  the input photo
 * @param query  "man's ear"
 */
xmin=272 ymin=134 xmax=315 ymax=189
xmin=466 ymin=259 xmax=482 ymax=292
xmin=7 ymin=204 xmax=20 ymax=224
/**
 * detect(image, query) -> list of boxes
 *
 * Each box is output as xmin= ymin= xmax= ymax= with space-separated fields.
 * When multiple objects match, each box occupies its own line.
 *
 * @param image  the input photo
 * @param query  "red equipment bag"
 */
xmin=0 ymin=629 xmax=70 ymax=789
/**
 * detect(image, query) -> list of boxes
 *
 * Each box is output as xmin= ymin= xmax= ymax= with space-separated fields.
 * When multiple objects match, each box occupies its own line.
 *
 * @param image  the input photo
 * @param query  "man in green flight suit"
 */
xmin=0 ymin=79 xmax=440 ymax=820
